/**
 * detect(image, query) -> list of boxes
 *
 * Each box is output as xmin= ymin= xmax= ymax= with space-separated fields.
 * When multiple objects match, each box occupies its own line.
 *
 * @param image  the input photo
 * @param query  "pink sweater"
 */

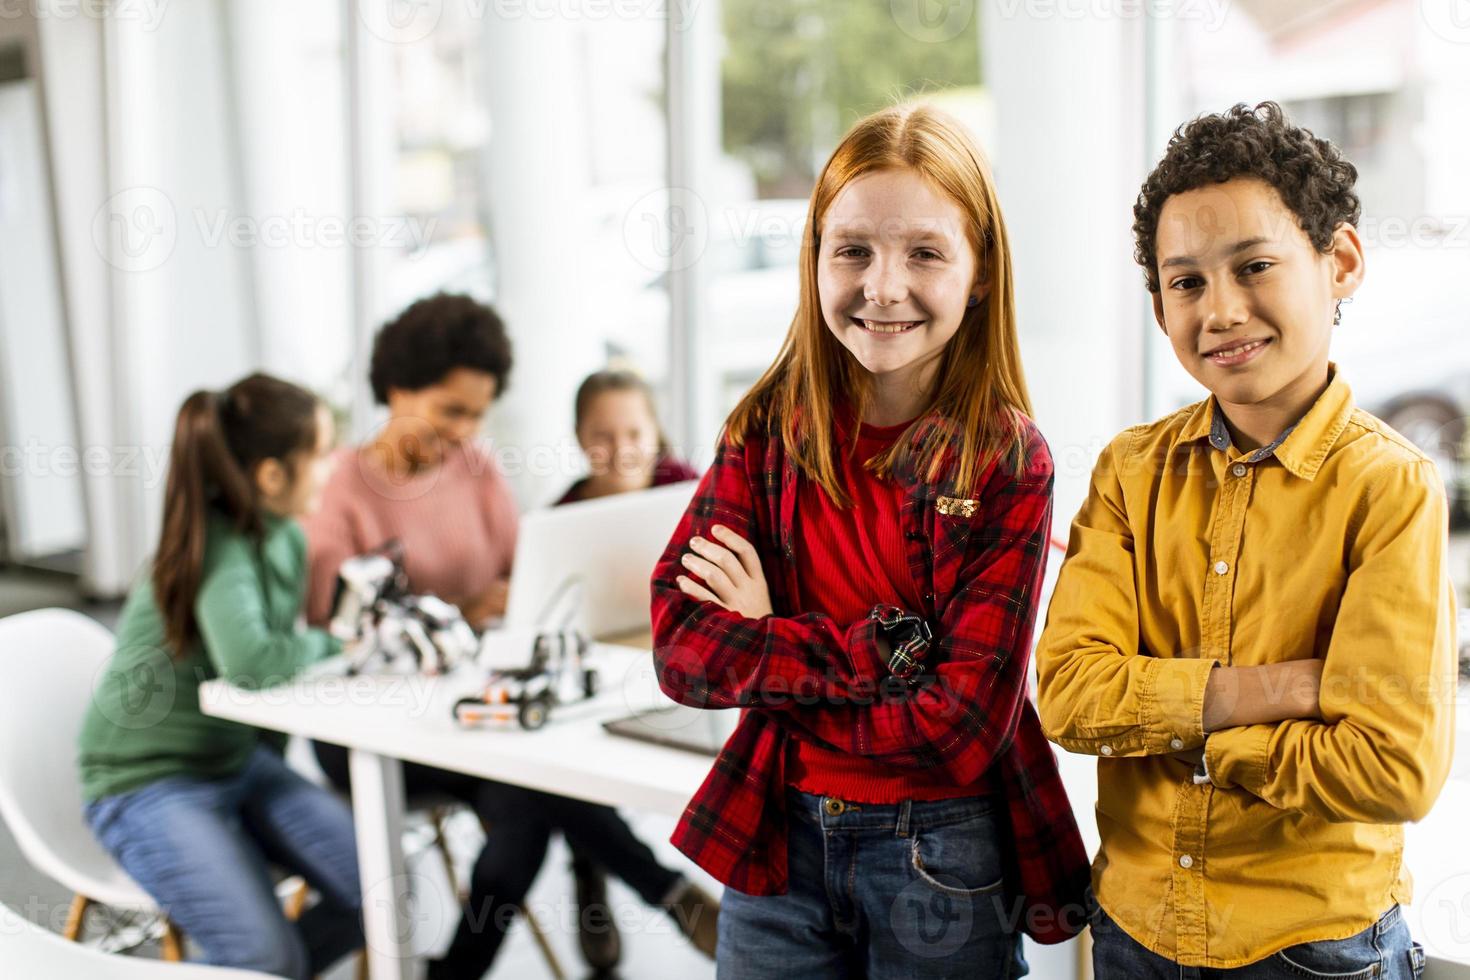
xmin=301 ymin=442 xmax=519 ymax=626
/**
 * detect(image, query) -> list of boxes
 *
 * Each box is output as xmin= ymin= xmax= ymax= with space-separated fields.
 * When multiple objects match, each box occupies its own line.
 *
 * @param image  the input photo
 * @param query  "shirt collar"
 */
xmin=1168 ymin=364 xmax=1355 ymax=481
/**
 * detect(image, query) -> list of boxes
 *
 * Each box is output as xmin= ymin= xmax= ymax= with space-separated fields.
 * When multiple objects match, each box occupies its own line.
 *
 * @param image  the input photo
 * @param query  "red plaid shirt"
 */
xmin=650 ymin=412 xmax=1091 ymax=944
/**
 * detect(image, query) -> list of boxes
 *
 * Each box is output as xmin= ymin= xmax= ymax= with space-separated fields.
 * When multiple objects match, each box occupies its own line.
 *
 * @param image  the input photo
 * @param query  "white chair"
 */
xmin=0 ymin=608 xmax=188 ymax=956
xmin=0 ymin=901 xmax=276 ymax=978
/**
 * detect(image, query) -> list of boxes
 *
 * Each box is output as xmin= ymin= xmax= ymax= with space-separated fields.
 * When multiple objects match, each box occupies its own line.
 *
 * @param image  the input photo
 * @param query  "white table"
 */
xmin=200 ymin=643 xmax=712 ymax=980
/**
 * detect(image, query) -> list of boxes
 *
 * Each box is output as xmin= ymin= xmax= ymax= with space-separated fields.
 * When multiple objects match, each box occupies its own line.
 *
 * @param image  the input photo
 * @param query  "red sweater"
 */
xmin=786 ymin=409 xmax=980 ymax=804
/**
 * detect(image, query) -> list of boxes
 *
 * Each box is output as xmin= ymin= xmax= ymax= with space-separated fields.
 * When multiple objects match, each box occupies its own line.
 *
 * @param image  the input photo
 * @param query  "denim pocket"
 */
xmin=908 ymin=805 xmax=1005 ymax=898
xmin=1271 ymin=918 xmax=1381 ymax=980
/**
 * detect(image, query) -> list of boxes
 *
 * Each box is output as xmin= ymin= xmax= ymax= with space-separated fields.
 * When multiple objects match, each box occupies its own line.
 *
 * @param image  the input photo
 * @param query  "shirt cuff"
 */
xmin=1144 ymin=657 xmax=1218 ymax=751
xmin=1204 ymin=723 xmax=1274 ymax=793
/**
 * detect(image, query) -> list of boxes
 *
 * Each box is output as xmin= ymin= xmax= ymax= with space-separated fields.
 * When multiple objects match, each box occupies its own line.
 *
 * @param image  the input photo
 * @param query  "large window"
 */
xmin=383 ymin=4 xmax=494 ymax=312
xmin=1148 ymin=1 xmax=1470 ymax=537
xmin=680 ymin=0 xmax=984 ymax=444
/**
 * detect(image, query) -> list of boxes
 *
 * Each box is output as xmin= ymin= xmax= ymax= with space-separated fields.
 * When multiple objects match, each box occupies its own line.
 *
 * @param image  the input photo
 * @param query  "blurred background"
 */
xmin=0 ymin=0 xmax=1467 ymax=977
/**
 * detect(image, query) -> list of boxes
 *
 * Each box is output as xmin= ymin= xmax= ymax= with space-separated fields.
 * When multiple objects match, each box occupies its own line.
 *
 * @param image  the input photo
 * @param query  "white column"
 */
xmin=983 ymin=12 xmax=1148 ymax=980
xmin=982 ymin=6 xmax=1148 ymax=522
xmin=481 ymin=13 xmax=604 ymax=509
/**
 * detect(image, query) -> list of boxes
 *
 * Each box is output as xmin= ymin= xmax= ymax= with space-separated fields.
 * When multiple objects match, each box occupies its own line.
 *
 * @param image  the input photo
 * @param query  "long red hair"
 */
xmin=724 ymin=102 xmax=1033 ymax=503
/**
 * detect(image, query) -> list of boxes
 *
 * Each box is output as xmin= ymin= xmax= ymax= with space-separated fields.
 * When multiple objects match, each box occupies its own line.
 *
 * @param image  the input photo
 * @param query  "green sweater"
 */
xmin=78 ymin=512 xmax=340 ymax=802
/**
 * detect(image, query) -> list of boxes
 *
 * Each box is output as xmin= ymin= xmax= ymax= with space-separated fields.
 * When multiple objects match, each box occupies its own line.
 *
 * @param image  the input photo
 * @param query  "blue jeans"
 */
xmin=717 ymin=789 xmax=1027 ymax=979
xmin=1090 ymin=898 xmax=1426 ymax=980
xmin=84 ymin=746 xmax=363 ymax=980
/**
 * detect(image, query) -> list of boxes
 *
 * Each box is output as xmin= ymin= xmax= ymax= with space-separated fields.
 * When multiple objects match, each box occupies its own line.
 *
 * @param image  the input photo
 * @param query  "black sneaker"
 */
xmin=572 ymin=856 xmax=622 ymax=971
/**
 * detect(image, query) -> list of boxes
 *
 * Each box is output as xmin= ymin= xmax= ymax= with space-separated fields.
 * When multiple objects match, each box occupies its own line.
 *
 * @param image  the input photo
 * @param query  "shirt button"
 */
xmin=1179 ymin=854 xmax=1194 ymax=869
xmin=1232 ymin=463 xmax=1247 ymax=477
xmin=1169 ymin=738 xmax=1184 ymax=750
xmin=1213 ymin=560 xmax=1229 ymax=575
xmin=1100 ymin=744 xmax=1114 ymax=756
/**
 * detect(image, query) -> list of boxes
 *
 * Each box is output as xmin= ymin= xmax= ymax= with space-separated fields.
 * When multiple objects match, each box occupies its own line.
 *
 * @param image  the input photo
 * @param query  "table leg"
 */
xmin=348 ymin=748 xmax=416 ymax=980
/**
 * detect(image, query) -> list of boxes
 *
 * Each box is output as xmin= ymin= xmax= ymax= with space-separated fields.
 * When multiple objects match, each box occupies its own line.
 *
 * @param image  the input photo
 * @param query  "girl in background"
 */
xmin=650 ymin=103 xmax=1090 ymax=977
xmin=555 ymin=368 xmax=698 ymax=505
xmin=548 ymin=368 xmax=712 ymax=972
xmin=78 ymin=373 xmax=361 ymax=980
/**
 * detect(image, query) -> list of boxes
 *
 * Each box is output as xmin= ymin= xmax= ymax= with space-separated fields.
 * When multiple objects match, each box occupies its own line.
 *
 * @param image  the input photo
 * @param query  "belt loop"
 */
xmin=895 ymin=799 xmax=912 ymax=838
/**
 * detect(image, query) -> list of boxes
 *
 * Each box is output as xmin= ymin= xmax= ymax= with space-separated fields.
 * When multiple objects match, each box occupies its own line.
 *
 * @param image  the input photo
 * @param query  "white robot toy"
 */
xmin=453 ymin=629 xmax=600 ymax=730
xmin=329 ymin=542 xmax=478 ymax=676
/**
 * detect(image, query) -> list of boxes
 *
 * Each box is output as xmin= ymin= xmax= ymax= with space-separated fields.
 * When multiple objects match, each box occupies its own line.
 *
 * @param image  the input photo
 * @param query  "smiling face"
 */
xmin=1153 ymin=177 xmax=1363 ymax=426
xmin=577 ymin=388 xmax=662 ymax=492
xmin=817 ymin=168 xmax=983 ymax=404
xmin=383 ymin=367 xmax=498 ymax=468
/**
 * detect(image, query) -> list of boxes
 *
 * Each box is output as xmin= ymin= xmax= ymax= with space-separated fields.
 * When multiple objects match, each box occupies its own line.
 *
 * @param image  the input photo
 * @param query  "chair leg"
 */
xmin=284 ymin=877 xmax=310 ymax=922
xmin=519 ymin=904 xmax=566 ymax=980
xmin=62 ymin=894 xmax=91 ymax=941
xmin=161 ymin=920 xmax=185 ymax=962
xmin=429 ymin=805 xmax=461 ymax=900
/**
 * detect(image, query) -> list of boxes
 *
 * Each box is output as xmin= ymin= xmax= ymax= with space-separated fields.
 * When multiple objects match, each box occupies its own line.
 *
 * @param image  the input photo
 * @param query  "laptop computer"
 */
xmin=602 ymin=704 xmax=741 ymax=757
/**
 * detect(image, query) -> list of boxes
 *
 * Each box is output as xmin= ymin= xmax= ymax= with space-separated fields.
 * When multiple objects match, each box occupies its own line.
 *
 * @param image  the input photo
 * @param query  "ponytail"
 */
xmin=153 ymin=374 xmax=320 ymax=655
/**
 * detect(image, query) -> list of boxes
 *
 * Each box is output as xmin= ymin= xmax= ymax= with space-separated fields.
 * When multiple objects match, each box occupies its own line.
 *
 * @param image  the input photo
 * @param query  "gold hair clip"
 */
xmin=935 ymin=496 xmax=978 ymax=518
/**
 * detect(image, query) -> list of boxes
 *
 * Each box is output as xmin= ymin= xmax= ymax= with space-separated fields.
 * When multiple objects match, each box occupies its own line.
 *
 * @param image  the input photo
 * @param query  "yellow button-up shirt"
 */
xmin=1036 ymin=366 xmax=1458 ymax=968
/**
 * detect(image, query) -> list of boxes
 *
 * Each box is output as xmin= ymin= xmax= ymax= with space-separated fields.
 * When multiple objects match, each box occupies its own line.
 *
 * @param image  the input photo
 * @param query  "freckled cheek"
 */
xmin=817 ymin=267 xmax=860 ymax=314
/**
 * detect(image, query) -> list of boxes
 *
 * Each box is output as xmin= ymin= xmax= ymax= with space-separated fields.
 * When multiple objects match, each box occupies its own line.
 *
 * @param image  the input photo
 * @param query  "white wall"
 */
xmin=30 ymin=0 xmax=258 ymax=592
xmin=0 ymin=79 xmax=85 ymax=559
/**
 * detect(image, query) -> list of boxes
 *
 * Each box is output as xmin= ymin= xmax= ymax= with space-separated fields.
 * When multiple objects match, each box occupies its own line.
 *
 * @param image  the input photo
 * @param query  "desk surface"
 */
xmin=199 ymin=644 xmax=710 ymax=818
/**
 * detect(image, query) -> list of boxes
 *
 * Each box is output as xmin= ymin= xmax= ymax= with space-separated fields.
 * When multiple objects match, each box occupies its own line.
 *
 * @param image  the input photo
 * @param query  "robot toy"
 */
xmin=453 ymin=628 xmax=600 ymax=730
xmin=328 ymin=541 xmax=478 ymax=676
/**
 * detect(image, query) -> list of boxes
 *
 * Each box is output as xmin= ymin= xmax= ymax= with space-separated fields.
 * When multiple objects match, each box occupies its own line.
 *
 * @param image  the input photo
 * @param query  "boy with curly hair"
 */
xmin=1036 ymin=101 xmax=1457 ymax=977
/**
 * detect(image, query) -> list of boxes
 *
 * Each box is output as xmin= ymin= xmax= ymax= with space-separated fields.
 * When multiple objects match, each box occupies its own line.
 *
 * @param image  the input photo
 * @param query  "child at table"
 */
xmin=554 ymin=369 xmax=698 ymax=505
xmin=77 ymin=373 xmax=362 ymax=979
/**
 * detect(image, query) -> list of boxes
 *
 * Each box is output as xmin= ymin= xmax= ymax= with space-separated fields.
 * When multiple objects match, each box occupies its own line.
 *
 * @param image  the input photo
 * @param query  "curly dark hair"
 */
xmin=1132 ymin=101 xmax=1361 ymax=293
xmin=369 ymin=293 xmax=514 ymax=403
